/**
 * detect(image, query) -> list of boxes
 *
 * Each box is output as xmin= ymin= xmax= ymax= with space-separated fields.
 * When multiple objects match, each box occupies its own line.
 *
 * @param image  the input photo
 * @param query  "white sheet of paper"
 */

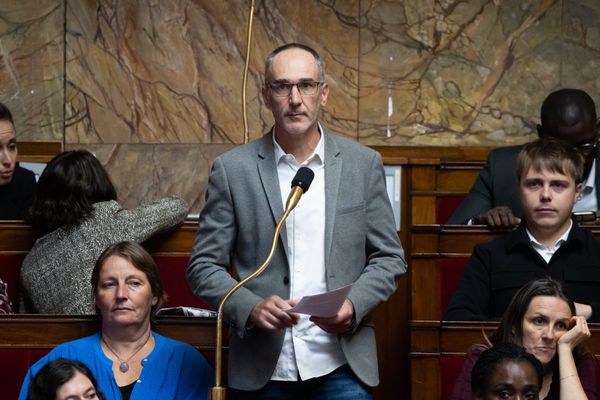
xmin=286 ymin=284 xmax=353 ymax=318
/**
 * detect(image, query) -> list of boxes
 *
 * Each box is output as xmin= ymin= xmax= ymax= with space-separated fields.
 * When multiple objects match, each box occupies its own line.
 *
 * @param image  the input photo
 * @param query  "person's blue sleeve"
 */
xmin=175 ymin=347 xmax=214 ymax=400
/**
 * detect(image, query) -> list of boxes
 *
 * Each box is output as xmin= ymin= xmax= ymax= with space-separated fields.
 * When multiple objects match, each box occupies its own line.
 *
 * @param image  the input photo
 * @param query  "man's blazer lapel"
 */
xmin=594 ymin=148 xmax=600 ymax=205
xmin=323 ymin=132 xmax=342 ymax=271
xmin=257 ymin=133 xmax=289 ymax=257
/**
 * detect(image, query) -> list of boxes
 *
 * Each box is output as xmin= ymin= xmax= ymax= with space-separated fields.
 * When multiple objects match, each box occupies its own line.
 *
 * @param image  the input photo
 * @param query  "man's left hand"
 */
xmin=310 ymin=299 xmax=354 ymax=334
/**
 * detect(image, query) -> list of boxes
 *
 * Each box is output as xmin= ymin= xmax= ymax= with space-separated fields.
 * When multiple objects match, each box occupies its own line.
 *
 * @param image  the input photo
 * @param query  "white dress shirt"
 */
xmin=270 ymin=127 xmax=346 ymax=381
xmin=526 ymin=220 xmax=572 ymax=263
xmin=574 ymin=159 xmax=597 ymax=212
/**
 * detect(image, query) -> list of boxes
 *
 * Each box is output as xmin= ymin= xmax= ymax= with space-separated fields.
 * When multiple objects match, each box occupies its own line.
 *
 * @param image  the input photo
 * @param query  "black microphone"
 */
xmin=285 ymin=167 xmax=314 ymax=211
xmin=292 ymin=167 xmax=314 ymax=192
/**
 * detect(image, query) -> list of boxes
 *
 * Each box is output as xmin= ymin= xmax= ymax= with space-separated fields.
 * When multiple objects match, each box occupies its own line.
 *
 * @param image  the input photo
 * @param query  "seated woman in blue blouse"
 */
xmin=19 ymin=241 xmax=213 ymax=400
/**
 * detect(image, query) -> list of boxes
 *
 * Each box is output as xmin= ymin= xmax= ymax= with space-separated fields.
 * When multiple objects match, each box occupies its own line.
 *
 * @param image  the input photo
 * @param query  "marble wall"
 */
xmin=2 ymin=0 xmax=600 ymax=210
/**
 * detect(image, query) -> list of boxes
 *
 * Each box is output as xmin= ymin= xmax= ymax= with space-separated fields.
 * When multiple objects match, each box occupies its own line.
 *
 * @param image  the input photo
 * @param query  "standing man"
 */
xmin=444 ymin=137 xmax=600 ymax=322
xmin=0 ymin=102 xmax=35 ymax=220
xmin=449 ymin=89 xmax=600 ymax=229
xmin=187 ymin=43 xmax=406 ymax=399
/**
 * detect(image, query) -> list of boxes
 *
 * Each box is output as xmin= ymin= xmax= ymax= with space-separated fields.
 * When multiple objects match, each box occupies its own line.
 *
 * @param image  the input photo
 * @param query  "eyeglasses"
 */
xmin=576 ymin=139 xmax=599 ymax=153
xmin=268 ymin=81 xmax=324 ymax=97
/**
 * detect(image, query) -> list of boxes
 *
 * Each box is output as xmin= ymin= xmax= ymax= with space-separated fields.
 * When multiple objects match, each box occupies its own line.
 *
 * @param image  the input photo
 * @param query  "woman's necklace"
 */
xmin=101 ymin=333 xmax=152 ymax=373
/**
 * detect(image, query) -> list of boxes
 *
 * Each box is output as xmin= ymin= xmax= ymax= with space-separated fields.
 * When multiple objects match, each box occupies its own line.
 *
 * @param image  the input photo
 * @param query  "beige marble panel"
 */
xmin=561 ymin=0 xmax=600 ymax=94
xmin=359 ymin=0 xmax=563 ymax=146
xmin=65 ymin=0 xmax=359 ymax=145
xmin=66 ymin=143 xmax=233 ymax=213
xmin=0 ymin=1 xmax=64 ymax=141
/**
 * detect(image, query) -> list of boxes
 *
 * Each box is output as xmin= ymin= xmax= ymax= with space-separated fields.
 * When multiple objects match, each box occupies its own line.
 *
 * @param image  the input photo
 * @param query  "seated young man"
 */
xmin=444 ymin=137 xmax=600 ymax=322
xmin=448 ymin=89 xmax=600 ymax=229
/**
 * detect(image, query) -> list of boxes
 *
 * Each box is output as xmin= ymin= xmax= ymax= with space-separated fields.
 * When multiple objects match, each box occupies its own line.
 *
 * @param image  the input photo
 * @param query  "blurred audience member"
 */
xmin=21 ymin=150 xmax=188 ymax=314
xmin=0 ymin=102 xmax=35 ymax=220
xmin=0 ymin=277 xmax=13 ymax=313
xmin=26 ymin=358 xmax=105 ymax=400
xmin=471 ymin=342 xmax=542 ymax=400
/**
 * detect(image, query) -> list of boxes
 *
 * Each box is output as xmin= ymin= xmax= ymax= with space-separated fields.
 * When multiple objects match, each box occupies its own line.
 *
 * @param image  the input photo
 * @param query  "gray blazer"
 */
xmin=187 ymin=130 xmax=406 ymax=390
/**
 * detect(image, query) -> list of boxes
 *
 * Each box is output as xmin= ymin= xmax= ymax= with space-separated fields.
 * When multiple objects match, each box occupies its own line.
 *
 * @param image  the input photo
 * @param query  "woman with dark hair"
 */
xmin=471 ymin=342 xmax=542 ymax=399
xmin=451 ymin=278 xmax=596 ymax=399
xmin=27 ymin=358 xmax=105 ymax=400
xmin=0 ymin=101 xmax=36 ymax=220
xmin=20 ymin=241 xmax=213 ymax=400
xmin=20 ymin=150 xmax=188 ymax=314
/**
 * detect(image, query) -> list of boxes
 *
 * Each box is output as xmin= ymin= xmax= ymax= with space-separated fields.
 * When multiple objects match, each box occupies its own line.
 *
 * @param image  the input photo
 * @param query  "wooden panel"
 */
xmin=410 ymin=165 xmax=437 ymax=192
xmin=142 ymin=220 xmax=198 ymax=254
xmin=373 ymin=276 xmax=409 ymax=400
xmin=410 ymin=228 xmax=439 ymax=255
xmin=411 ymin=358 xmax=439 ymax=399
xmin=0 ymin=220 xmax=200 ymax=254
xmin=438 ymin=227 xmax=496 ymax=255
xmin=410 ymin=320 xmax=440 ymax=353
xmin=0 ymin=222 xmax=36 ymax=253
xmin=0 ymin=315 xmax=220 ymax=351
xmin=411 ymin=196 xmax=436 ymax=225
xmin=437 ymin=168 xmax=480 ymax=194
xmin=411 ymin=320 xmax=600 ymax=353
xmin=373 ymin=146 xmax=492 ymax=163
xmin=17 ymin=142 xmax=62 ymax=163
xmin=411 ymin=259 xmax=440 ymax=320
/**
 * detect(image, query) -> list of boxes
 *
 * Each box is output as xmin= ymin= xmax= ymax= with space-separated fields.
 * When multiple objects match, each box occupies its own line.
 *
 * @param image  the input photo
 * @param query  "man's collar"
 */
xmin=505 ymin=220 xmax=585 ymax=252
xmin=582 ymin=159 xmax=596 ymax=189
xmin=525 ymin=220 xmax=572 ymax=249
xmin=272 ymin=124 xmax=325 ymax=165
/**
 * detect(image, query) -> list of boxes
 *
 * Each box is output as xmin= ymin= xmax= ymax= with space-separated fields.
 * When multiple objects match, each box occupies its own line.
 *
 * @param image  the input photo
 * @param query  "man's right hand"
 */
xmin=250 ymin=295 xmax=299 ymax=331
xmin=475 ymin=206 xmax=521 ymax=230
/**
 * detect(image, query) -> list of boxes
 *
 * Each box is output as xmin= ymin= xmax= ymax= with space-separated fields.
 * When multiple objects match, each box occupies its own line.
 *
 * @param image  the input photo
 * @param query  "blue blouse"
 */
xmin=19 ymin=332 xmax=213 ymax=400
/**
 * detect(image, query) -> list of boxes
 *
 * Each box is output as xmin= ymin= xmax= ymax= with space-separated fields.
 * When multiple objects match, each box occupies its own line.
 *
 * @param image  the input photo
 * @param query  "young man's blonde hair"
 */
xmin=516 ymin=137 xmax=585 ymax=184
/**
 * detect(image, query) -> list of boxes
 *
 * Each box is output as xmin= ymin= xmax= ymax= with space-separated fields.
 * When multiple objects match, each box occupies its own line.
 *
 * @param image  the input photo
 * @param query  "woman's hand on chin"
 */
xmin=558 ymin=315 xmax=591 ymax=350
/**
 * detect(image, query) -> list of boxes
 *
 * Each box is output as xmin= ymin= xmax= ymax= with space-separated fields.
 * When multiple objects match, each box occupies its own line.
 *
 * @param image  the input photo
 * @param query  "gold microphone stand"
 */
xmin=209 ymin=185 xmax=305 ymax=400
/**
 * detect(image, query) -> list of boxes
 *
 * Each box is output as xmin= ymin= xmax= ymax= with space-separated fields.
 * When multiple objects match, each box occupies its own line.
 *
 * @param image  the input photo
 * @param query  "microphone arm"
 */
xmin=210 ymin=167 xmax=314 ymax=400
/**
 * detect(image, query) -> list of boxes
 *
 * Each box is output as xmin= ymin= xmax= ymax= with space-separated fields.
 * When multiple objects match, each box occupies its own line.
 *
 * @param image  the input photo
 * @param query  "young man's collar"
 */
xmin=525 ymin=219 xmax=572 ymax=251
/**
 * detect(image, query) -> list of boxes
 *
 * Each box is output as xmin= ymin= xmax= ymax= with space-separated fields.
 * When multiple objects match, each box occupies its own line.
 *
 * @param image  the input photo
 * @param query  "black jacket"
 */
xmin=444 ymin=222 xmax=600 ymax=322
xmin=0 ymin=165 xmax=35 ymax=220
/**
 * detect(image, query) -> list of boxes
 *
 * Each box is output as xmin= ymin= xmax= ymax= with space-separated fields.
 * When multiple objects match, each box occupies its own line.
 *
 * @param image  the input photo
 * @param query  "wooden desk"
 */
xmin=410 ymin=224 xmax=600 ymax=320
xmin=0 ymin=314 xmax=218 ymax=350
xmin=17 ymin=141 xmax=61 ymax=163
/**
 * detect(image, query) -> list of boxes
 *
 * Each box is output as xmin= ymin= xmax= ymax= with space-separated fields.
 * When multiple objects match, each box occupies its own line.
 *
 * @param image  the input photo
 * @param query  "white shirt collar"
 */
xmin=582 ymin=159 xmax=596 ymax=190
xmin=272 ymin=124 xmax=325 ymax=166
xmin=526 ymin=219 xmax=572 ymax=251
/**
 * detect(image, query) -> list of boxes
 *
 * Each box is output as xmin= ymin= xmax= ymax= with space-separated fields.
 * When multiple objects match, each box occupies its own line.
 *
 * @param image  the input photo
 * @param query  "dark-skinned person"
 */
xmin=449 ymin=89 xmax=600 ymax=230
xmin=471 ymin=342 xmax=542 ymax=400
